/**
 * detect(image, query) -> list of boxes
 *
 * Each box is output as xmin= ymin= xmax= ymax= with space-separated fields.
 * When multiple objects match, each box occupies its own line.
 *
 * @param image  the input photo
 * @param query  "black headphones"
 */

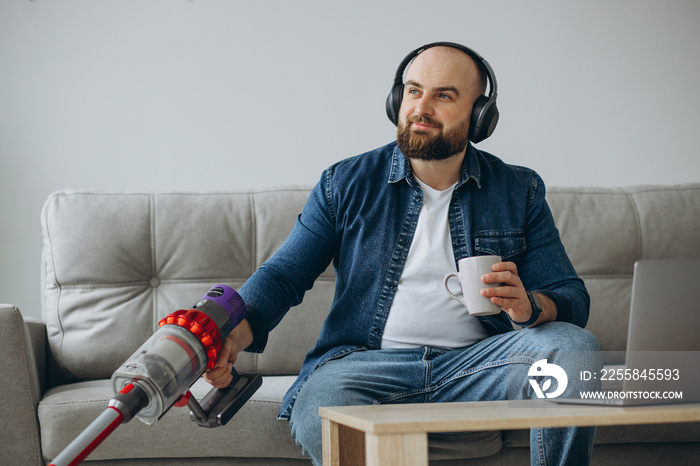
xmin=385 ymin=41 xmax=499 ymax=144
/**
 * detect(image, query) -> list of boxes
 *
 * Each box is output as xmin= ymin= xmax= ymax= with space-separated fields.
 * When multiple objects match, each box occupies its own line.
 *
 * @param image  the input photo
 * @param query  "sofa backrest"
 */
xmin=546 ymin=184 xmax=700 ymax=354
xmin=41 ymin=189 xmax=332 ymax=382
xmin=41 ymin=185 xmax=700 ymax=382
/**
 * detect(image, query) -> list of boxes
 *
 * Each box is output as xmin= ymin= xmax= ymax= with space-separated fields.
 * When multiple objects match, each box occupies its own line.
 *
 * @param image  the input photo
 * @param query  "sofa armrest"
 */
xmin=0 ymin=305 xmax=44 ymax=465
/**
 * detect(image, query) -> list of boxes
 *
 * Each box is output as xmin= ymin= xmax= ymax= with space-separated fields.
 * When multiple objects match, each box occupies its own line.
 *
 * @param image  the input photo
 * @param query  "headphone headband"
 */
xmin=386 ymin=41 xmax=499 ymax=144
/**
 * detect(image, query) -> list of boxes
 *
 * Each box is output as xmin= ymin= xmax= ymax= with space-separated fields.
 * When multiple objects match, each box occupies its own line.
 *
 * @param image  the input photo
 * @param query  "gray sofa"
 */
xmin=2 ymin=184 xmax=700 ymax=466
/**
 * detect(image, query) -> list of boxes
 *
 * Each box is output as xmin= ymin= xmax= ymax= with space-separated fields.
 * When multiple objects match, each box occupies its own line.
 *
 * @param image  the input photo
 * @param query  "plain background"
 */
xmin=2 ymin=0 xmax=699 ymax=320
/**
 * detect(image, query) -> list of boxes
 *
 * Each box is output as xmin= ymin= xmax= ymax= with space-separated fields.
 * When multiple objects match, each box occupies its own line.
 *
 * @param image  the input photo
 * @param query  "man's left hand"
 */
xmin=479 ymin=261 xmax=555 ymax=326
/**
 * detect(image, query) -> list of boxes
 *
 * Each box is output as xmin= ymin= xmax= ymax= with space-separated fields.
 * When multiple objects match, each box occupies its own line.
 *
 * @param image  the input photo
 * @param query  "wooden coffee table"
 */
xmin=319 ymin=400 xmax=700 ymax=466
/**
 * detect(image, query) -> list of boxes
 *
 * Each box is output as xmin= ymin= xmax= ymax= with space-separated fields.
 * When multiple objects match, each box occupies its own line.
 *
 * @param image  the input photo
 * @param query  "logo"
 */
xmin=207 ymin=287 xmax=225 ymax=298
xmin=528 ymin=359 xmax=568 ymax=399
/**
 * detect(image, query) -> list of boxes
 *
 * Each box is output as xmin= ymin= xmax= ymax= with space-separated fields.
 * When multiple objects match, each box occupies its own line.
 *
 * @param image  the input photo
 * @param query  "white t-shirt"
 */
xmin=381 ymin=178 xmax=489 ymax=349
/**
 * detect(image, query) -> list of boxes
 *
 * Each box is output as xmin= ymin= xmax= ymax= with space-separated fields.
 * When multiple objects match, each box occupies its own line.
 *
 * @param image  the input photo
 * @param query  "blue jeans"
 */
xmin=289 ymin=322 xmax=602 ymax=465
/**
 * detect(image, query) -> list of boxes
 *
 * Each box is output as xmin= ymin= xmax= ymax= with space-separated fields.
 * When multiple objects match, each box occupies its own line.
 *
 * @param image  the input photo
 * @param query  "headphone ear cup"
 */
xmin=385 ymin=83 xmax=404 ymax=126
xmin=469 ymin=96 xmax=499 ymax=143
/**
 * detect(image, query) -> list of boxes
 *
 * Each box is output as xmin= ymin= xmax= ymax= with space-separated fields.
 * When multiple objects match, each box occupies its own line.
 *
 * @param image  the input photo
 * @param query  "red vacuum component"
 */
xmin=159 ymin=309 xmax=222 ymax=370
xmin=50 ymin=285 xmax=256 ymax=466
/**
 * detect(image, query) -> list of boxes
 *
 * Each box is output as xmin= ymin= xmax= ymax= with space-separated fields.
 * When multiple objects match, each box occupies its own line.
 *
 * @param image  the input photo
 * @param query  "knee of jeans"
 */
xmin=568 ymin=326 xmax=601 ymax=353
xmin=289 ymin=405 xmax=323 ymax=463
xmin=549 ymin=325 xmax=603 ymax=387
xmin=542 ymin=322 xmax=602 ymax=353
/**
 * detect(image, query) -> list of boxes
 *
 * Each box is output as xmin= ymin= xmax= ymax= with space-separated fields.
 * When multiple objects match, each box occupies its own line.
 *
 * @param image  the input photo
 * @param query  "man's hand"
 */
xmin=202 ymin=319 xmax=254 ymax=388
xmin=479 ymin=261 xmax=556 ymax=326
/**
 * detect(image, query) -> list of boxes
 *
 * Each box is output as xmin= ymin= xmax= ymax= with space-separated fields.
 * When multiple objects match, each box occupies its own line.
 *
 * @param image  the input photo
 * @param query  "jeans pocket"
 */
xmin=313 ymin=346 xmax=366 ymax=370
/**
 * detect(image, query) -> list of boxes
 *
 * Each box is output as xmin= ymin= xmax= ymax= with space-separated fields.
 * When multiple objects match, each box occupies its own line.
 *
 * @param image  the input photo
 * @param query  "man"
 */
xmin=205 ymin=42 xmax=601 ymax=465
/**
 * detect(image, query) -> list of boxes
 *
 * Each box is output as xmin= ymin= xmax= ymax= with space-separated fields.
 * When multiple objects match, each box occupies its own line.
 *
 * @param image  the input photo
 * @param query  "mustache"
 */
xmin=407 ymin=115 xmax=443 ymax=129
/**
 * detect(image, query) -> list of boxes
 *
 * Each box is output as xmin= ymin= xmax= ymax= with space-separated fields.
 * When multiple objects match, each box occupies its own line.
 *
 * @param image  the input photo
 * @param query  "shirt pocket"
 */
xmin=474 ymin=230 xmax=527 ymax=259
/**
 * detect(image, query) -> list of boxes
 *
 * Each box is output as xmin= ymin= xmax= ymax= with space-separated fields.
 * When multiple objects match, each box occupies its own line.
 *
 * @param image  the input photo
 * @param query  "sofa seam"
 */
xmin=150 ymin=194 xmax=159 ymax=330
xmin=625 ymin=192 xmax=644 ymax=261
xmin=41 ymin=400 xmax=111 ymax=406
xmin=43 ymin=192 xmax=66 ymax=372
xmin=249 ymin=192 xmax=257 ymax=281
xmin=248 ymin=192 xmax=259 ymax=374
xmin=546 ymin=184 xmax=700 ymax=195
xmin=44 ymin=276 xmax=336 ymax=288
xmin=46 ymin=187 xmax=314 ymax=197
xmin=578 ymin=274 xmax=634 ymax=279
xmin=41 ymin=279 xmax=339 ymax=290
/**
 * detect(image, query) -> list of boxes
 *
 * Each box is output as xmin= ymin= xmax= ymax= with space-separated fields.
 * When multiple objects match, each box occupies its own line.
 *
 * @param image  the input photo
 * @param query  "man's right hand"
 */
xmin=202 ymin=318 xmax=254 ymax=388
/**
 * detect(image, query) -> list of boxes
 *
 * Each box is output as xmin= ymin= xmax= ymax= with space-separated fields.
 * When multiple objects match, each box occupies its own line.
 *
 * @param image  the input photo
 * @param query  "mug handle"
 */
xmin=443 ymin=273 xmax=464 ymax=302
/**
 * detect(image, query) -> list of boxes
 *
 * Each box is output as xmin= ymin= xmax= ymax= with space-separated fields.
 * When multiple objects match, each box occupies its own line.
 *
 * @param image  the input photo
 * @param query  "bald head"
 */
xmin=406 ymin=46 xmax=487 ymax=104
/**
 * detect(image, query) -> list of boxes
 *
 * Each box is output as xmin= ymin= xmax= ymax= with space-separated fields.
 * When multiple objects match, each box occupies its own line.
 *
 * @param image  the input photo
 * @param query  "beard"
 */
xmin=397 ymin=114 xmax=471 ymax=161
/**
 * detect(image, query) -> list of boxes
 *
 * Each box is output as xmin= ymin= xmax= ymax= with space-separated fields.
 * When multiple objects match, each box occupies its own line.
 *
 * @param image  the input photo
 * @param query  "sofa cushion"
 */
xmin=39 ymin=375 xmax=504 ymax=463
xmin=39 ymin=376 xmax=304 ymax=462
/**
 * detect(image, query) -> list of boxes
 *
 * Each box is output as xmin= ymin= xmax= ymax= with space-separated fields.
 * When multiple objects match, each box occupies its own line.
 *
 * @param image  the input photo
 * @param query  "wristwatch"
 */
xmin=511 ymin=291 xmax=543 ymax=328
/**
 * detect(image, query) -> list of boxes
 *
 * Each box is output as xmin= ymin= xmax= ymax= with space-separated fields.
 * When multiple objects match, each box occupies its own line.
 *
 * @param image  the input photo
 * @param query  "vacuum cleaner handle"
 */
xmin=188 ymin=367 xmax=263 ymax=428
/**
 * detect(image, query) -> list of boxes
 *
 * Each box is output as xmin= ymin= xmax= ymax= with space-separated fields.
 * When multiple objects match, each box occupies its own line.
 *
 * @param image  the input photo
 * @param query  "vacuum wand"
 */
xmin=47 ymin=383 xmax=148 ymax=466
xmin=49 ymin=285 xmax=262 ymax=466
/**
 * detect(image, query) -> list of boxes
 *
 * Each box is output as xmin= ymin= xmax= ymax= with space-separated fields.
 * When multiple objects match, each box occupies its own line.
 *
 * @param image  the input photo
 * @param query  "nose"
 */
xmin=413 ymin=95 xmax=434 ymax=117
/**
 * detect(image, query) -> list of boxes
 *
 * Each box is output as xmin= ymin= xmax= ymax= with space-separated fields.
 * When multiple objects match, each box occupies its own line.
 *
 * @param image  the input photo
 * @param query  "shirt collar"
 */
xmin=389 ymin=143 xmax=482 ymax=189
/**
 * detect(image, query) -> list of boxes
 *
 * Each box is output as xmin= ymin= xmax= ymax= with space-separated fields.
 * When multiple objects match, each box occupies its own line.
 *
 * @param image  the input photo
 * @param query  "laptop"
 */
xmin=550 ymin=259 xmax=700 ymax=406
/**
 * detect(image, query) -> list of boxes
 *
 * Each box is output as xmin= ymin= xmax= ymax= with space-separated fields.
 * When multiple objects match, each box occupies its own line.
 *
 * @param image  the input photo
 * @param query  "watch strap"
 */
xmin=510 ymin=291 xmax=542 ymax=327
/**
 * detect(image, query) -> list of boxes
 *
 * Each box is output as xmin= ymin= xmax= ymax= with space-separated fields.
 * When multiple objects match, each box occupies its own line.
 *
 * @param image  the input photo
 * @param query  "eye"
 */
xmin=437 ymin=93 xmax=454 ymax=101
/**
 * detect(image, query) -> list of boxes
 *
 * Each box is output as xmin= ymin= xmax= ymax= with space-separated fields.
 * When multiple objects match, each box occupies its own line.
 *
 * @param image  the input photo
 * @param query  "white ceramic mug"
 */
xmin=443 ymin=255 xmax=502 ymax=316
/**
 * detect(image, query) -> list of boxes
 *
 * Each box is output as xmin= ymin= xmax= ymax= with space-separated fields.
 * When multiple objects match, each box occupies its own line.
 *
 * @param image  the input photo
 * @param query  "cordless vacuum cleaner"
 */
xmin=49 ymin=285 xmax=262 ymax=466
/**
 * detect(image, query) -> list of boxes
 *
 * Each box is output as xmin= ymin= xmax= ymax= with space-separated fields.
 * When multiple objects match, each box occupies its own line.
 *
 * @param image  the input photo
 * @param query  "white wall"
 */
xmin=2 ymin=0 xmax=699 ymax=320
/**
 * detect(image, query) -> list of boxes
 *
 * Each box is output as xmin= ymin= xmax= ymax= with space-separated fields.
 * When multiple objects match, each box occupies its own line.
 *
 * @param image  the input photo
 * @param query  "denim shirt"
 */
xmin=239 ymin=141 xmax=589 ymax=419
